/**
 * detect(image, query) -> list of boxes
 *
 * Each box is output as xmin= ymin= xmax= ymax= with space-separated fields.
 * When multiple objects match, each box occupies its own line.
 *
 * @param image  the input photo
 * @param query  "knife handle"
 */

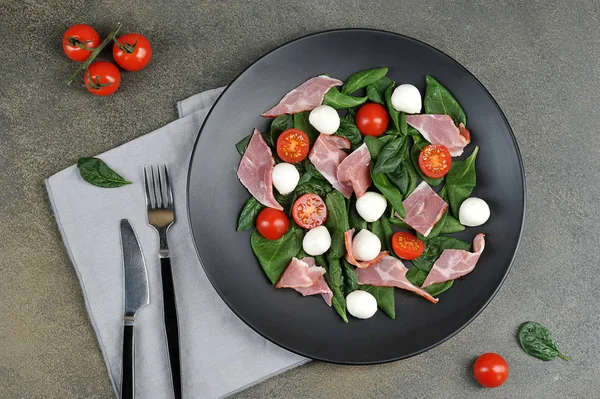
xmin=121 ymin=324 xmax=134 ymax=399
xmin=161 ymin=257 xmax=182 ymax=399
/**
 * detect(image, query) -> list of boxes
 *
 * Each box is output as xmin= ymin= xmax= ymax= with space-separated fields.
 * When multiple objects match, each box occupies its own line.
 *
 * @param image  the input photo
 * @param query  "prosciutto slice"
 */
xmin=261 ymin=75 xmax=343 ymax=117
xmin=344 ymin=229 xmax=388 ymax=269
xmin=276 ymin=257 xmax=333 ymax=306
xmin=400 ymin=181 xmax=447 ymax=237
xmin=337 ymin=143 xmax=372 ymax=198
xmin=237 ymin=129 xmax=283 ymax=210
xmin=422 ymin=234 xmax=486 ymax=288
xmin=309 ymin=134 xmax=353 ymax=198
xmin=356 ymin=256 xmax=439 ymax=304
xmin=406 ymin=114 xmax=470 ymax=156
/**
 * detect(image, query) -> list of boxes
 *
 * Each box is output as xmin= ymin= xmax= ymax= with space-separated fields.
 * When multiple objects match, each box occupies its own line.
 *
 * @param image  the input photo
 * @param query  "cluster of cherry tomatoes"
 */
xmin=62 ymin=24 xmax=152 ymax=96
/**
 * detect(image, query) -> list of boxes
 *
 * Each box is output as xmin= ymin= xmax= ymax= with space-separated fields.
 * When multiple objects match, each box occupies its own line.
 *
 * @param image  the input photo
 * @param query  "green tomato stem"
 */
xmin=66 ymin=22 xmax=122 ymax=86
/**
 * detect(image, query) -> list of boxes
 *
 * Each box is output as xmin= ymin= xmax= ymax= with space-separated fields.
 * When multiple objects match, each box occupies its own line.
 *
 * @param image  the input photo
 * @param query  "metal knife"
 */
xmin=120 ymin=219 xmax=150 ymax=399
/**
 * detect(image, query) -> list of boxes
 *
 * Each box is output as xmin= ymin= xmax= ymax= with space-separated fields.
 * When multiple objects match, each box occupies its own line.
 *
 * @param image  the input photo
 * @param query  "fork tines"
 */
xmin=143 ymin=165 xmax=174 ymax=210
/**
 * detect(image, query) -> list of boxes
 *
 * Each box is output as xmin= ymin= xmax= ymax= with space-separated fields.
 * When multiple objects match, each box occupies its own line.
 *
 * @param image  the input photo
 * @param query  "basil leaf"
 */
xmin=293 ymin=112 xmax=319 ymax=144
xmin=388 ymin=217 xmax=411 ymax=229
xmin=371 ymin=168 xmax=406 ymax=219
xmin=77 ymin=157 xmax=132 ymax=188
xmin=342 ymin=260 xmax=359 ymax=296
xmin=440 ymin=213 xmax=465 ymax=234
xmin=342 ymin=67 xmax=389 ymax=94
xmin=324 ymin=191 xmax=350 ymax=232
xmin=518 ymin=321 xmax=570 ymax=361
xmin=364 ymin=135 xmax=395 ymax=160
xmin=270 ymin=114 xmax=293 ymax=145
xmin=235 ymin=134 xmax=251 ymax=156
xmin=410 ymin=137 xmax=444 ymax=186
xmin=251 ymin=223 xmax=304 ymax=284
xmin=348 ymin=198 xmax=368 ymax=231
xmin=237 ymin=197 xmax=264 ymax=231
xmin=405 ymin=267 xmax=454 ymax=296
xmin=446 ymin=146 xmax=479 ymax=218
xmin=336 ymin=119 xmax=363 ymax=149
xmin=358 ymin=285 xmax=395 ymax=319
xmin=412 ymin=236 xmax=471 ymax=272
xmin=424 ymin=75 xmax=466 ymax=126
xmin=323 ymin=87 xmax=368 ymax=109
xmin=373 ymin=136 xmax=408 ymax=175
xmin=317 ymin=256 xmax=348 ymax=322
xmin=366 ymin=76 xmax=393 ymax=104
xmin=384 ymin=83 xmax=401 ymax=132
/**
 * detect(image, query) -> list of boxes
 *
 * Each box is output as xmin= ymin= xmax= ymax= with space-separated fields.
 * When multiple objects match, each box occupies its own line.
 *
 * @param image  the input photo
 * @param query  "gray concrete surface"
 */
xmin=1 ymin=0 xmax=599 ymax=398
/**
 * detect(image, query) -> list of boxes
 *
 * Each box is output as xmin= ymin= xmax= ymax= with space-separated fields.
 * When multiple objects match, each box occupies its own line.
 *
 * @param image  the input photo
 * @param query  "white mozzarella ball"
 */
xmin=351 ymin=229 xmax=381 ymax=261
xmin=272 ymin=163 xmax=300 ymax=195
xmin=459 ymin=197 xmax=490 ymax=227
xmin=309 ymin=105 xmax=340 ymax=135
xmin=355 ymin=192 xmax=387 ymax=222
xmin=391 ymin=84 xmax=422 ymax=114
xmin=346 ymin=290 xmax=378 ymax=319
xmin=302 ymin=226 xmax=332 ymax=256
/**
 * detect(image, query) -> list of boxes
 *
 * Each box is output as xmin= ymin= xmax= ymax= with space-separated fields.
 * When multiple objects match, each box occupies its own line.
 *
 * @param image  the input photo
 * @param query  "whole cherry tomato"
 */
xmin=83 ymin=62 xmax=121 ymax=96
xmin=62 ymin=24 xmax=100 ymax=62
xmin=112 ymin=33 xmax=153 ymax=71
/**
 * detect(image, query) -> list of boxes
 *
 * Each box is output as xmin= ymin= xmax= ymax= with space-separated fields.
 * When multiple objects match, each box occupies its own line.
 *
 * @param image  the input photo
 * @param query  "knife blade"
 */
xmin=120 ymin=219 xmax=149 ymax=399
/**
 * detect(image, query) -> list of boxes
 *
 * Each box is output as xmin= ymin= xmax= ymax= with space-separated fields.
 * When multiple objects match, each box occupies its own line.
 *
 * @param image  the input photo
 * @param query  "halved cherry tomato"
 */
xmin=113 ymin=33 xmax=153 ymax=72
xmin=473 ymin=353 xmax=509 ymax=388
xmin=256 ymin=208 xmax=289 ymax=240
xmin=418 ymin=144 xmax=452 ymax=179
xmin=62 ymin=24 xmax=101 ymax=62
xmin=391 ymin=232 xmax=424 ymax=260
xmin=83 ymin=62 xmax=121 ymax=96
xmin=292 ymin=193 xmax=327 ymax=229
xmin=355 ymin=103 xmax=389 ymax=136
xmin=276 ymin=128 xmax=310 ymax=164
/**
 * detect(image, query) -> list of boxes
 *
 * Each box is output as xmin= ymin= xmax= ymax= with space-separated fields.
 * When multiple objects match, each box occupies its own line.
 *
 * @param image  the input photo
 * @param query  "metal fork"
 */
xmin=144 ymin=165 xmax=182 ymax=399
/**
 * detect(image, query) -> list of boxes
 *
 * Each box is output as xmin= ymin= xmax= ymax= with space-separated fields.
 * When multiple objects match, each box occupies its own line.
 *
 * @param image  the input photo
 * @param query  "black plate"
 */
xmin=187 ymin=29 xmax=525 ymax=364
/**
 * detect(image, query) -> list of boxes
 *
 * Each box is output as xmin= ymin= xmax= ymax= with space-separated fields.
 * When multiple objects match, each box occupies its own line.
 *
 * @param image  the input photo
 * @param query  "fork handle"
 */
xmin=161 ymin=257 xmax=182 ymax=399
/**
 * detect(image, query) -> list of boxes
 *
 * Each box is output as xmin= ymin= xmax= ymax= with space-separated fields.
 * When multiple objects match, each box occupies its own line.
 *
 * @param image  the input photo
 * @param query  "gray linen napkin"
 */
xmin=45 ymin=87 xmax=308 ymax=399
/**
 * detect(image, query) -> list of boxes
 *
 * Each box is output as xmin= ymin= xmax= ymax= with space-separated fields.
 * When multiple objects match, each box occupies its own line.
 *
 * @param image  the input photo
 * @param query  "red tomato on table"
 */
xmin=62 ymin=24 xmax=100 ymax=62
xmin=83 ymin=62 xmax=121 ymax=96
xmin=256 ymin=208 xmax=289 ymax=240
xmin=473 ymin=353 xmax=509 ymax=388
xmin=113 ymin=33 xmax=153 ymax=72
xmin=356 ymin=103 xmax=389 ymax=136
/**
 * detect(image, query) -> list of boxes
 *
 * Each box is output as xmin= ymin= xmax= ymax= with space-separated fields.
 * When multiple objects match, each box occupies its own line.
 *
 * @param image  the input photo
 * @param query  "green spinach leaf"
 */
xmin=373 ymin=136 xmax=408 ymax=175
xmin=371 ymin=168 xmax=406 ymax=218
xmin=269 ymin=114 xmax=293 ymax=145
xmin=342 ymin=260 xmax=359 ymax=296
xmin=328 ymin=230 xmax=346 ymax=260
xmin=358 ymin=285 xmax=395 ymax=319
xmin=388 ymin=217 xmax=411 ymax=229
xmin=336 ymin=118 xmax=363 ymax=149
xmin=323 ymin=87 xmax=368 ymax=109
xmin=424 ymin=75 xmax=466 ymax=126
xmin=424 ymin=211 xmax=448 ymax=239
xmin=348 ymin=198 xmax=368 ymax=231
xmin=440 ymin=213 xmax=465 ymax=234
xmin=77 ymin=157 xmax=132 ymax=188
xmin=344 ymin=108 xmax=356 ymax=123
xmin=399 ymin=112 xmax=407 ymax=136
xmin=317 ymin=256 xmax=348 ymax=323
xmin=364 ymin=135 xmax=395 ymax=160
xmin=412 ymin=236 xmax=471 ymax=272
xmin=410 ymin=137 xmax=444 ymax=186
xmin=237 ymin=197 xmax=264 ymax=231
xmin=366 ymin=76 xmax=393 ymax=104
xmin=384 ymin=83 xmax=400 ymax=131
xmin=235 ymin=134 xmax=251 ymax=156
xmin=445 ymin=146 xmax=479 ymax=218
xmin=342 ymin=67 xmax=389 ymax=94
xmin=518 ymin=321 xmax=569 ymax=361
xmin=251 ymin=223 xmax=304 ymax=284
xmin=324 ymin=191 xmax=350 ymax=232
xmin=369 ymin=219 xmax=385 ymax=249
xmin=387 ymin=159 xmax=419 ymax=198
xmin=293 ymin=112 xmax=319 ymax=144
xmin=405 ymin=267 xmax=454 ymax=296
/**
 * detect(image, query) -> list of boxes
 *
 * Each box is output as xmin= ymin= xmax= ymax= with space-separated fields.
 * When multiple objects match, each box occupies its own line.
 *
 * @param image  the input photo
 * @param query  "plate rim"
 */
xmin=186 ymin=28 xmax=527 ymax=364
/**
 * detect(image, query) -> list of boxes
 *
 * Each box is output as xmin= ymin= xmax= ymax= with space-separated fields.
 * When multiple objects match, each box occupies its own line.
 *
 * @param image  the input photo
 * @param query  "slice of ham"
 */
xmin=400 ymin=181 xmax=447 ymax=237
xmin=326 ymin=135 xmax=351 ymax=150
xmin=309 ymin=134 xmax=353 ymax=198
xmin=237 ymin=129 xmax=283 ymax=210
xmin=406 ymin=114 xmax=470 ymax=156
xmin=356 ymin=256 xmax=439 ymax=304
xmin=261 ymin=75 xmax=343 ymax=117
xmin=275 ymin=257 xmax=325 ymax=288
xmin=422 ymin=234 xmax=486 ymax=288
xmin=344 ymin=229 xmax=388 ymax=269
xmin=295 ymin=277 xmax=333 ymax=306
xmin=337 ymin=143 xmax=372 ymax=198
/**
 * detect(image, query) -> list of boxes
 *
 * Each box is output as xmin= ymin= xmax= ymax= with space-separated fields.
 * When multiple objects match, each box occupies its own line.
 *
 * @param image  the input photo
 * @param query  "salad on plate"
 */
xmin=235 ymin=68 xmax=489 ymax=322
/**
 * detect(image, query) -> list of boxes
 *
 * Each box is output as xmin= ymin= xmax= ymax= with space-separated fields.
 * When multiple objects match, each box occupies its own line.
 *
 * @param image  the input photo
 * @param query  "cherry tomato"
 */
xmin=473 ymin=353 xmax=509 ymax=388
xmin=276 ymin=128 xmax=310 ymax=164
xmin=112 ymin=33 xmax=153 ymax=72
xmin=256 ymin=208 xmax=289 ymax=240
xmin=292 ymin=193 xmax=327 ymax=229
xmin=418 ymin=144 xmax=452 ymax=179
xmin=83 ymin=62 xmax=121 ymax=96
xmin=391 ymin=232 xmax=425 ymax=260
xmin=62 ymin=24 xmax=101 ymax=62
xmin=356 ymin=103 xmax=389 ymax=136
